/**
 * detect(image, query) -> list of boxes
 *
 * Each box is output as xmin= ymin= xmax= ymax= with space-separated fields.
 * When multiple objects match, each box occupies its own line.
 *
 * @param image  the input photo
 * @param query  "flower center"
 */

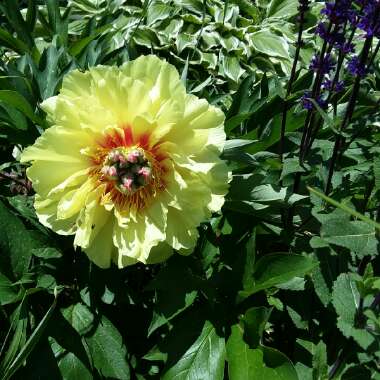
xmin=101 ymin=147 xmax=152 ymax=195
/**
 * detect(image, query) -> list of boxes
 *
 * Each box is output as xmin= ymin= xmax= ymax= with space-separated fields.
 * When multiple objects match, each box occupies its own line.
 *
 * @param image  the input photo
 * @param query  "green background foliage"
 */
xmin=0 ymin=0 xmax=380 ymax=379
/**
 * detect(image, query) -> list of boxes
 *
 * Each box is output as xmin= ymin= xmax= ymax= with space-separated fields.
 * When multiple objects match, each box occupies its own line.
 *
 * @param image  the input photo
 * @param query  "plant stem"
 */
xmin=279 ymin=0 xmax=308 ymax=162
xmin=325 ymin=33 xmax=376 ymax=194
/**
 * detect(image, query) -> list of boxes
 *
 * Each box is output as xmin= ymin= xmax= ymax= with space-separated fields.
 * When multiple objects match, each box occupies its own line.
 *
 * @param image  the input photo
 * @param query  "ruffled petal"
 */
xmin=113 ymin=200 xmax=167 ymax=265
xmin=83 ymin=217 xmax=116 ymax=268
xmin=34 ymin=194 xmax=77 ymax=235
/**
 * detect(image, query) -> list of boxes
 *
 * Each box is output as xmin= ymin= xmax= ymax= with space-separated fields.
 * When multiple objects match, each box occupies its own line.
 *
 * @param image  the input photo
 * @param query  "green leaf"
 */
xmin=0 ymin=200 xmax=36 ymax=279
xmin=0 ymin=90 xmax=41 ymax=125
xmin=37 ymin=46 xmax=65 ymax=100
xmin=308 ymin=186 xmax=380 ymax=230
xmin=146 ymin=256 xmax=198 ymax=336
xmin=85 ymin=316 xmax=130 ymax=379
xmin=312 ymin=341 xmax=328 ymax=380
xmin=69 ymin=25 xmax=111 ymax=56
xmin=267 ymin=0 xmax=299 ymax=19
xmin=251 ymin=29 xmax=290 ymax=59
xmin=221 ymin=55 xmax=245 ymax=83
xmin=59 ymin=352 xmax=92 ymax=380
xmin=0 ymin=103 xmax=28 ymax=130
xmin=0 ymin=28 xmax=31 ymax=56
xmin=240 ymin=253 xmax=317 ymax=299
xmin=46 ymin=0 xmax=69 ymax=45
xmin=162 ymin=320 xmax=225 ymax=380
xmin=2 ymin=291 xmax=58 ymax=380
xmin=2 ymin=0 xmax=35 ymax=48
xmin=321 ymin=219 xmax=377 ymax=258
xmin=32 ymin=247 xmax=62 ymax=259
xmin=226 ymin=324 xmax=298 ymax=380
xmin=0 ymin=300 xmax=28 ymax=374
xmin=241 ymin=307 xmax=271 ymax=348
xmin=332 ymin=274 xmax=374 ymax=350
xmin=0 ymin=273 xmax=18 ymax=305
xmin=62 ymin=303 xmax=94 ymax=336
xmin=374 ymin=156 xmax=380 ymax=192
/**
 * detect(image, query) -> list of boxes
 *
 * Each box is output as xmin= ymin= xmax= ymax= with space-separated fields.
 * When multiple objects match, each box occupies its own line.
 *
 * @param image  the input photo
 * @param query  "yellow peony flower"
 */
xmin=21 ymin=55 xmax=229 ymax=268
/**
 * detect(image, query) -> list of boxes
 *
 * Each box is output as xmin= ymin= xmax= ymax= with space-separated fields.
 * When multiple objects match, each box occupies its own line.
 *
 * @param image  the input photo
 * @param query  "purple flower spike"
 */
xmin=309 ymin=53 xmax=336 ymax=74
xmin=301 ymin=91 xmax=314 ymax=110
xmin=322 ymin=79 xmax=345 ymax=92
xmin=347 ymin=56 xmax=367 ymax=77
xmin=301 ymin=92 xmax=329 ymax=110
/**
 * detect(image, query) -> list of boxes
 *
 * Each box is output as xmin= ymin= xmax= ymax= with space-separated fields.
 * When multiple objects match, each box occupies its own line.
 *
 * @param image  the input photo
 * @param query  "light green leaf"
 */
xmin=221 ymin=55 xmax=245 ymax=83
xmin=250 ymin=29 xmax=290 ymax=59
xmin=267 ymin=0 xmax=299 ymax=19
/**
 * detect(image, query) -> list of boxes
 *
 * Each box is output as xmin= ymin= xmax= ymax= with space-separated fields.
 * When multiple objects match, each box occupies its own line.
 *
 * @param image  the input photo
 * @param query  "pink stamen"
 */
xmin=127 ymin=150 xmax=140 ymax=163
xmin=122 ymin=178 xmax=133 ymax=190
xmin=118 ymin=154 xmax=127 ymax=164
xmin=108 ymin=166 xmax=117 ymax=177
xmin=138 ymin=167 xmax=151 ymax=179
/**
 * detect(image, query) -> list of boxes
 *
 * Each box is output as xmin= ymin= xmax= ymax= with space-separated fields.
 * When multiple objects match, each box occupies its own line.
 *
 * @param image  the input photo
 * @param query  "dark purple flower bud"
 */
xmin=347 ymin=56 xmax=367 ymax=77
xmin=309 ymin=53 xmax=336 ymax=74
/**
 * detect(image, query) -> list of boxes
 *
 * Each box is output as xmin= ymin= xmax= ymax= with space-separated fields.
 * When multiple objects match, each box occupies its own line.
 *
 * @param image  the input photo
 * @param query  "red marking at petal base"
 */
xmin=138 ymin=133 xmax=150 ymax=149
xmin=123 ymin=125 xmax=134 ymax=146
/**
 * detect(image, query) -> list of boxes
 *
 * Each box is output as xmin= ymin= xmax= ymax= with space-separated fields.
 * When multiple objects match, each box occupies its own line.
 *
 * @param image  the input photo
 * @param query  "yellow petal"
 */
xmin=83 ymin=217 xmax=116 ymax=268
xmin=34 ymin=195 xmax=77 ymax=235
xmin=74 ymin=186 xmax=109 ymax=249
xmin=57 ymin=179 xmax=95 ymax=220
xmin=113 ymin=201 xmax=167 ymax=265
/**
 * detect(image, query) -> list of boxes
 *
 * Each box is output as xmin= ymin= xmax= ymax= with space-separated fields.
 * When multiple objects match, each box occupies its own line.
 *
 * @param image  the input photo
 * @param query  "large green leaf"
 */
xmin=250 ymin=29 xmax=290 ymax=59
xmin=59 ymin=352 xmax=92 ymax=380
xmin=321 ymin=219 xmax=377 ymax=258
xmin=146 ymin=257 xmax=198 ymax=336
xmin=2 ymin=292 xmax=57 ymax=380
xmin=0 ymin=200 xmax=36 ymax=279
xmin=0 ymin=90 xmax=41 ymax=125
xmin=162 ymin=320 xmax=225 ymax=380
xmin=240 ymin=253 xmax=317 ymax=299
xmin=85 ymin=316 xmax=130 ymax=380
xmin=266 ymin=0 xmax=299 ymax=19
xmin=332 ymin=274 xmax=374 ymax=350
xmin=226 ymin=325 xmax=298 ymax=380
xmin=0 ymin=273 xmax=18 ymax=305
xmin=62 ymin=303 xmax=94 ymax=336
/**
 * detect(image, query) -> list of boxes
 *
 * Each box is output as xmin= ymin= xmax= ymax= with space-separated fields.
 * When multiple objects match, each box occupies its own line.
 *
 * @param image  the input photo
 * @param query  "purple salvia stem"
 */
xmin=279 ymin=0 xmax=309 ymax=162
xmin=325 ymin=2 xmax=380 ymax=194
